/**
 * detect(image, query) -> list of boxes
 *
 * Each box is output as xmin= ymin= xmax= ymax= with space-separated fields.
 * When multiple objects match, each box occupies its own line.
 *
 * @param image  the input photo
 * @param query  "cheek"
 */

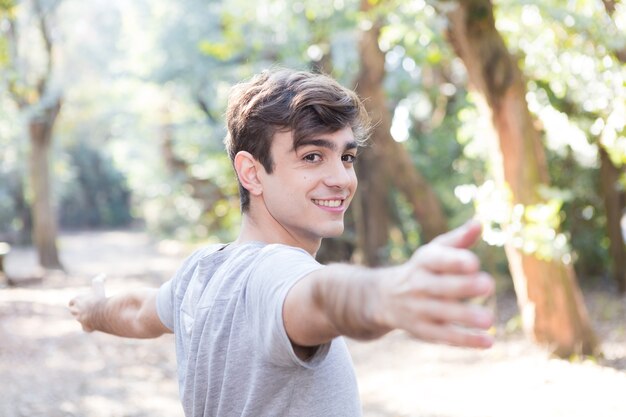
xmin=350 ymin=173 xmax=358 ymax=191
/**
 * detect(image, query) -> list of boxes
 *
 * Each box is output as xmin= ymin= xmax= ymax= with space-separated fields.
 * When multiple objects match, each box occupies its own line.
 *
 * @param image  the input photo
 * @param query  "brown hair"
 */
xmin=224 ymin=68 xmax=370 ymax=211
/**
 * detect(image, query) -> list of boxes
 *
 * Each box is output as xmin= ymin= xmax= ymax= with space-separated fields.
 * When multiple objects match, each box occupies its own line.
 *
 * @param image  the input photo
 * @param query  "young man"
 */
xmin=69 ymin=68 xmax=495 ymax=416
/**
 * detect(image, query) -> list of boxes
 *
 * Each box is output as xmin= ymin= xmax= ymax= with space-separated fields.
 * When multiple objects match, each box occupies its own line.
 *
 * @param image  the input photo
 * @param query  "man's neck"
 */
xmin=235 ymin=212 xmax=321 ymax=256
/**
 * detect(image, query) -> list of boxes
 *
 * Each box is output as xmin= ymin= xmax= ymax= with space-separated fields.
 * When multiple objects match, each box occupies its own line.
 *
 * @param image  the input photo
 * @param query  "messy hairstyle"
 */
xmin=224 ymin=68 xmax=371 ymax=211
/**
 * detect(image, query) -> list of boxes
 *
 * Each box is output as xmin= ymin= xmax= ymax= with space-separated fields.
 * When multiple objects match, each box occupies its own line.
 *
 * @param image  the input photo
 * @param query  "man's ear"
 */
xmin=234 ymin=151 xmax=263 ymax=196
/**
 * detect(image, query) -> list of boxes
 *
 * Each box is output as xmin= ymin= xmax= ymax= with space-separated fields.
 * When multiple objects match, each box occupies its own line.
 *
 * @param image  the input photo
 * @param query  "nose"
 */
xmin=323 ymin=159 xmax=354 ymax=189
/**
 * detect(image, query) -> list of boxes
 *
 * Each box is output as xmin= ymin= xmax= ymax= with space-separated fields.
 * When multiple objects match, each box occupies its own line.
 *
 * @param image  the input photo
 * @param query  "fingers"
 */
xmin=409 ymin=321 xmax=494 ymax=349
xmin=413 ymin=299 xmax=493 ymax=329
xmin=68 ymin=296 xmax=84 ymax=318
xmin=390 ymin=290 xmax=495 ymax=348
xmin=420 ymin=273 xmax=495 ymax=300
xmin=384 ymin=225 xmax=497 ymax=349
xmin=382 ymin=263 xmax=496 ymax=348
xmin=402 ymin=296 xmax=495 ymax=348
xmin=389 ymin=286 xmax=495 ymax=348
xmin=68 ymin=293 xmax=86 ymax=311
xmin=431 ymin=219 xmax=482 ymax=249
xmin=68 ymin=292 xmax=97 ymax=332
xmin=413 ymin=245 xmax=480 ymax=274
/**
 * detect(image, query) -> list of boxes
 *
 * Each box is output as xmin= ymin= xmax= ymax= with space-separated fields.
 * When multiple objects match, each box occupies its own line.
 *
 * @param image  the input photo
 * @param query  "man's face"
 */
xmin=256 ymin=126 xmax=358 ymax=251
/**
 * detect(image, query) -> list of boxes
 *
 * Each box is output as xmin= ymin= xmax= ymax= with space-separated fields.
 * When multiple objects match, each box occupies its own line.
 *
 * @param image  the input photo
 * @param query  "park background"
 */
xmin=1 ymin=0 xmax=626 ymax=416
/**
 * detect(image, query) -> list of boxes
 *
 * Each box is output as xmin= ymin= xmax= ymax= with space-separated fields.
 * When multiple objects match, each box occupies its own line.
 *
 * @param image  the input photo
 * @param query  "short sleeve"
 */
xmin=246 ymin=245 xmax=327 ymax=368
xmin=156 ymin=244 xmax=224 ymax=332
xmin=156 ymin=279 xmax=174 ymax=331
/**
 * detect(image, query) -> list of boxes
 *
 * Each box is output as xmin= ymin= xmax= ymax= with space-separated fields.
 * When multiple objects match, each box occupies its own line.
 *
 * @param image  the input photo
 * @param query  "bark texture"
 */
xmin=29 ymin=99 xmax=63 ymax=269
xmin=602 ymin=0 xmax=626 ymax=63
xmin=447 ymin=0 xmax=597 ymax=356
xmin=353 ymin=0 xmax=448 ymax=265
xmin=599 ymin=147 xmax=626 ymax=293
xmin=7 ymin=0 xmax=64 ymax=270
xmin=598 ymin=1 xmax=626 ymax=292
xmin=160 ymin=107 xmax=227 ymax=211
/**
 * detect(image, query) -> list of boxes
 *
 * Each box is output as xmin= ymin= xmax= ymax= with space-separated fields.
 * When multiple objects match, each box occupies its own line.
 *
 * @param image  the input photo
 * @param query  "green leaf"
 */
xmin=426 ymin=46 xmax=442 ymax=64
xmin=197 ymin=40 xmax=234 ymax=61
xmin=0 ymin=37 xmax=9 ymax=67
xmin=0 ymin=0 xmax=15 ymax=12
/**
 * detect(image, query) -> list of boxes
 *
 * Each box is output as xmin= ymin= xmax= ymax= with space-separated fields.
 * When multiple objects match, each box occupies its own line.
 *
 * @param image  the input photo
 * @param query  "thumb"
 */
xmin=431 ymin=219 xmax=482 ymax=249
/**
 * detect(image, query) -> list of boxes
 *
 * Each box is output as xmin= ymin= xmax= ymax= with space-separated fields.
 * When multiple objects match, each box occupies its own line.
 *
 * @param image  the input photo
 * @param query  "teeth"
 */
xmin=313 ymin=199 xmax=342 ymax=208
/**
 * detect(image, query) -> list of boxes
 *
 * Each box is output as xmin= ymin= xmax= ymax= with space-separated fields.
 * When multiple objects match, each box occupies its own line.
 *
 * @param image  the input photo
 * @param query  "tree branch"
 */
xmin=602 ymin=0 xmax=617 ymax=15
xmin=4 ymin=13 xmax=29 ymax=108
xmin=601 ymin=0 xmax=626 ymax=63
xmin=195 ymin=94 xmax=218 ymax=124
xmin=32 ymin=0 xmax=54 ymax=96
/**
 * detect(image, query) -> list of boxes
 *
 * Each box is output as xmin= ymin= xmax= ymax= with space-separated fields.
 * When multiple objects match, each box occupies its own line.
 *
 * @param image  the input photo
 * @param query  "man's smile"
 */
xmin=312 ymin=199 xmax=344 ymax=208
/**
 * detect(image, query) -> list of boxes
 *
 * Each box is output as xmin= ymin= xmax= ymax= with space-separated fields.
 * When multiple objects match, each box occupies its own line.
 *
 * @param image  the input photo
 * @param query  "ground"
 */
xmin=1 ymin=230 xmax=625 ymax=417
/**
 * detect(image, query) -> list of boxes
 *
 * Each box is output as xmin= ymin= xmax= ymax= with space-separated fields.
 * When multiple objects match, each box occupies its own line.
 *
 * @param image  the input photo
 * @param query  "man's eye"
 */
xmin=304 ymin=154 xmax=322 ymax=162
xmin=342 ymin=154 xmax=356 ymax=163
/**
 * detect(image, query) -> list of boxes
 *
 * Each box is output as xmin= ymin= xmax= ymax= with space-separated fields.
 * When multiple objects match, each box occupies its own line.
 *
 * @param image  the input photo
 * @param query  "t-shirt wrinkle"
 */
xmin=156 ymin=241 xmax=362 ymax=417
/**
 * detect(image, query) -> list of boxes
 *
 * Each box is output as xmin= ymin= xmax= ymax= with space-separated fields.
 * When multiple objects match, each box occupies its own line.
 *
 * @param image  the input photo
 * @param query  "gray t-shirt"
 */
xmin=156 ymin=242 xmax=361 ymax=417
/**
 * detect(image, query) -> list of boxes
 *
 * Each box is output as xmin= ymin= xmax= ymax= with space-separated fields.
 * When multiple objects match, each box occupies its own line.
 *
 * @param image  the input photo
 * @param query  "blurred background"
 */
xmin=1 ymin=0 xmax=626 ymax=416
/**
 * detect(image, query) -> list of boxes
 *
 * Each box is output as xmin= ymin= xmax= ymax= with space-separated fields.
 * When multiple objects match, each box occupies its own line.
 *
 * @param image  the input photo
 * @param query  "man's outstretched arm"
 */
xmin=284 ymin=220 xmax=495 ymax=352
xmin=69 ymin=288 xmax=172 ymax=338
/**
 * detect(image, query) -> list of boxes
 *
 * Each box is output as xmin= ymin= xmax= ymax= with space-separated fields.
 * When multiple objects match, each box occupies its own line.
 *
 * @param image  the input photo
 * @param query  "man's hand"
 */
xmin=375 ymin=220 xmax=495 ymax=348
xmin=430 ymin=218 xmax=483 ymax=249
xmin=68 ymin=286 xmax=171 ymax=338
xmin=285 ymin=220 xmax=495 ymax=351
xmin=68 ymin=291 xmax=103 ymax=333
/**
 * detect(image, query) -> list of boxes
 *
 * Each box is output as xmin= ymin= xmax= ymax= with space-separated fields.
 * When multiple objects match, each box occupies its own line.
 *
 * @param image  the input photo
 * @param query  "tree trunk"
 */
xmin=29 ymin=99 xmax=63 ymax=270
xmin=160 ymin=107 xmax=226 ymax=211
xmin=352 ymin=147 xmax=392 ymax=266
xmin=446 ymin=0 xmax=597 ymax=356
xmin=6 ymin=1 xmax=64 ymax=270
xmin=601 ymin=0 xmax=626 ymax=63
xmin=599 ymin=146 xmax=626 ymax=293
xmin=600 ymin=0 xmax=626 ymax=293
xmin=353 ymin=0 xmax=448 ymax=265
xmin=6 ymin=171 xmax=32 ymax=245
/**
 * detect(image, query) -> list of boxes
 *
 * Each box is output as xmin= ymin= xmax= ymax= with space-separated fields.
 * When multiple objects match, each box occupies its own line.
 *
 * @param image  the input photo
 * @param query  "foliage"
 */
xmin=0 ymin=169 xmax=26 ymax=242
xmin=463 ymin=180 xmax=573 ymax=262
xmin=491 ymin=0 xmax=626 ymax=280
xmin=0 ymin=87 xmax=29 ymax=243
xmin=377 ymin=1 xmax=498 ymax=262
xmin=0 ymin=0 xmax=624 ymax=282
xmin=58 ymin=142 xmax=133 ymax=229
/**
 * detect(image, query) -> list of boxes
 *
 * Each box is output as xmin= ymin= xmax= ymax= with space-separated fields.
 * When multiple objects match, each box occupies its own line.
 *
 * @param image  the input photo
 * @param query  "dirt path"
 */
xmin=1 ymin=230 xmax=625 ymax=417
xmin=1 ymin=231 xmax=184 ymax=417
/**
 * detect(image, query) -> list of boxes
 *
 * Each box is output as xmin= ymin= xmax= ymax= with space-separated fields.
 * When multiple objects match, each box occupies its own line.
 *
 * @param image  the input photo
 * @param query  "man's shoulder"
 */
xmin=216 ymin=241 xmax=317 ymax=263
xmin=247 ymin=243 xmax=323 ymax=287
xmin=181 ymin=243 xmax=227 ymax=264
xmin=254 ymin=243 xmax=321 ymax=269
xmin=177 ymin=241 xmax=322 ymax=285
xmin=258 ymin=242 xmax=314 ymax=257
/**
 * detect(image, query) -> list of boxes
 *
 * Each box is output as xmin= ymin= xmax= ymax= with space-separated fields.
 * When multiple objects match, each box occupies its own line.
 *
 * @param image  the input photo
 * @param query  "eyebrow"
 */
xmin=294 ymin=138 xmax=359 ymax=152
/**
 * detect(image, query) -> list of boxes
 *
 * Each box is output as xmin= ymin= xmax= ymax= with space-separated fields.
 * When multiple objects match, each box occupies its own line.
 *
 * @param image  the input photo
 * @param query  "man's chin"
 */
xmin=320 ymin=224 xmax=345 ymax=238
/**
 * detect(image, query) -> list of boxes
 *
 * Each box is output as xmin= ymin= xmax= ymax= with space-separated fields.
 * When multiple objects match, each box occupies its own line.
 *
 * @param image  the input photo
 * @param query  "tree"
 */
xmin=445 ymin=0 xmax=597 ymax=356
xmin=3 ymin=0 xmax=63 ymax=269
xmin=599 ymin=146 xmax=626 ymax=292
xmin=353 ymin=0 xmax=448 ymax=265
xmin=599 ymin=0 xmax=626 ymax=293
xmin=601 ymin=0 xmax=626 ymax=62
xmin=486 ymin=1 xmax=626 ymax=293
